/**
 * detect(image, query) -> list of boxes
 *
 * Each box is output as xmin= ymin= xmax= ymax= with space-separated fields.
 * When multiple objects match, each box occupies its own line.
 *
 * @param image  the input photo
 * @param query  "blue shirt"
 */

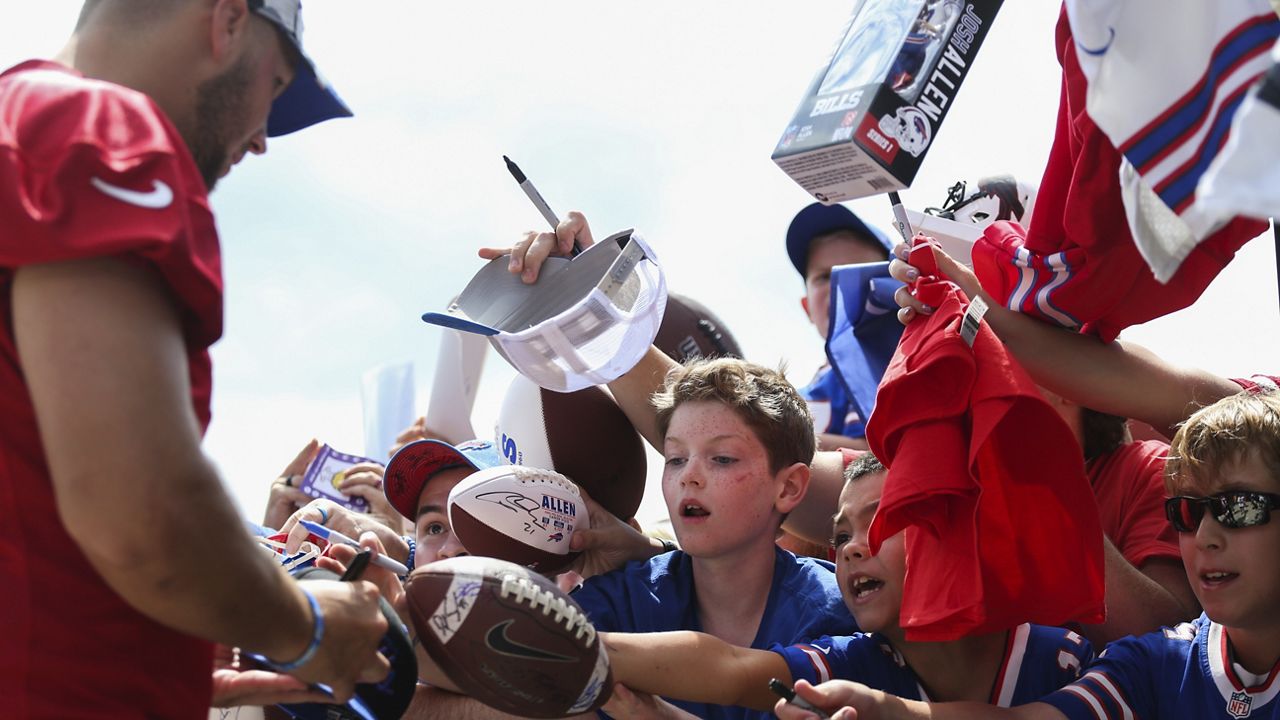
xmin=801 ymin=365 xmax=866 ymax=438
xmin=571 ymin=546 xmax=857 ymax=720
xmin=775 ymin=624 xmax=1092 ymax=706
xmin=1043 ymin=614 xmax=1280 ymax=719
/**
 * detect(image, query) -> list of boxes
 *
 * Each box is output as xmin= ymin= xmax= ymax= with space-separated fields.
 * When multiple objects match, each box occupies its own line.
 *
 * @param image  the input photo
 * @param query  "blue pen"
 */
xmin=300 ymin=519 xmax=409 ymax=575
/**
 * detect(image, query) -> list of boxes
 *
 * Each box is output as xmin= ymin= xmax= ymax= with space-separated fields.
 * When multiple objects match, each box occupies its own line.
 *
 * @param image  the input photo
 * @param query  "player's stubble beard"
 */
xmin=188 ymin=54 xmax=254 ymax=192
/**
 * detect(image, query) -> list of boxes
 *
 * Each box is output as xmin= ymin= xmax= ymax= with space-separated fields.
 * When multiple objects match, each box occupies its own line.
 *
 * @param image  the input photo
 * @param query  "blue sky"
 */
xmin=7 ymin=2 xmax=1276 ymax=526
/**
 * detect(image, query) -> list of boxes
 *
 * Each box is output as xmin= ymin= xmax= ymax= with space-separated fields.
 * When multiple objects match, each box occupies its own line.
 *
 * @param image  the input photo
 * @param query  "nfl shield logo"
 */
xmin=1228 ymin=690 xmax=1253 ymax=718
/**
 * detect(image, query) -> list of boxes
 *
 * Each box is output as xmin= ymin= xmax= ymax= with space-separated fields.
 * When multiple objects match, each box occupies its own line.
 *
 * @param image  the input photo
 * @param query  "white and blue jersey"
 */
xmin=571 ymin=546 xmax=857 ymax=720
xmin=774 ymin=624 xmax=1092 ymax=706
xmin=1042 ymin=614 xmax=1280 ymax=719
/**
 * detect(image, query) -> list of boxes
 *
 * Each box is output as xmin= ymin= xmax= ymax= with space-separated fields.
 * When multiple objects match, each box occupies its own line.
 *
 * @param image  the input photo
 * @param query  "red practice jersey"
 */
xmin=0 ymin=60 xmax=222 ymax=718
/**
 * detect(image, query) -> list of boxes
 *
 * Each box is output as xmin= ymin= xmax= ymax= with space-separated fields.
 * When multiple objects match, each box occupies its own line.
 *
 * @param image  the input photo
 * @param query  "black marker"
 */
xmin=503 ymin=155 xmax=581 ymax=257
xmin=769 ymin=678 xmax=832 ymax=719
xmin=887 ymin=191 xmax=914 ymax=246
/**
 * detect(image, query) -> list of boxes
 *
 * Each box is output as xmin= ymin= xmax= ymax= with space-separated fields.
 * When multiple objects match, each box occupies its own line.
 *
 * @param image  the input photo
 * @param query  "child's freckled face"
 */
xmin=662 ymin=401 xmax=781 ymax=558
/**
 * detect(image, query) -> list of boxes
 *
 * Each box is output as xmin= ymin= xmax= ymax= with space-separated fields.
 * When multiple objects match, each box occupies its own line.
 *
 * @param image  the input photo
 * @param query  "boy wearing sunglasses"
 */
xmin=772 ymin=390 xmax=1280 ymax=720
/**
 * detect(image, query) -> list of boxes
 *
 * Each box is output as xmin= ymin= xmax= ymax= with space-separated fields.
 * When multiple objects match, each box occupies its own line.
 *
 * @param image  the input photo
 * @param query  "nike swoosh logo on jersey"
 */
xmin=812 ymin=645 xmax=832 ymax=654
xmin=90 ymin=177 xmax=174 ymax=209
xmin=485 ymin=620 xmax=574 ymax=662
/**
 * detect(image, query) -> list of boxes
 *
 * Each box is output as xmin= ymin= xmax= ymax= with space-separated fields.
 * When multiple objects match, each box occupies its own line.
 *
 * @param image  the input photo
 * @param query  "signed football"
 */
xmin=495 ymin=374 xmax=646 ymax=521
xmin=448 ymin=465 xmax=583 ymax=575
xmin=404 ymin=556 xmax=612 ymax=717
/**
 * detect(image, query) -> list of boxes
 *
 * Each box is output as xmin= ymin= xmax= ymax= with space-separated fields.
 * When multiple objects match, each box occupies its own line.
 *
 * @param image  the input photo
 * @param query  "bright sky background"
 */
xmin=5 ymin=2 xmax=1277 ymax=528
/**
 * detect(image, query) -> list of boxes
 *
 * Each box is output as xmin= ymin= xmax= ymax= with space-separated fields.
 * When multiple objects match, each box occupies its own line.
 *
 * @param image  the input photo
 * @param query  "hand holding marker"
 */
xmin=504 ymin=155 xmax=582 ymax=257
xmin=300 ymin=519 xmax=409 ymax=575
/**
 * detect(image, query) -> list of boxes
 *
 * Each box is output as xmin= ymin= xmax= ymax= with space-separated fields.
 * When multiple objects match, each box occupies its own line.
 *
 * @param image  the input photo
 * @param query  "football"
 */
xmin=404 ymin=556 xmax=612 ymax=718
xmin=496 ymin=374 xmax=646 ymax=520
xmin=654 ymin=292 xmax=743 ymax=362
xmin=448 ymin=465 xmax=583 ymax=575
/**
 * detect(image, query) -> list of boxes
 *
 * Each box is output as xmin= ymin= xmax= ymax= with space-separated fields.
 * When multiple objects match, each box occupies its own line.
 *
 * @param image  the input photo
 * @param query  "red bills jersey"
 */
xmin=0 ymin=60 xmax=222 ymax=718
xmin=969 ymin=9 xmax=1268 ymax=343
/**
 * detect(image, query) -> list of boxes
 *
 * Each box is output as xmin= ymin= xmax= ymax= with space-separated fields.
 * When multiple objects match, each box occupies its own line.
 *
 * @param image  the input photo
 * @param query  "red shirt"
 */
xmin=969 ymin=9 xmax=1268 ymax=342
xmin=1088 ymin=440 xmax=1181 ymax=569
xmin=0 ymin=61 xmax=221 ymax=718
xmin=865 ymin=241 xmax=1105 ymax=642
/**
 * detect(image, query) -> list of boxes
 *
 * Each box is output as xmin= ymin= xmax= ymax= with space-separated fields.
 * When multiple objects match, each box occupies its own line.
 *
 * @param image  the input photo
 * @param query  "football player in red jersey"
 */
xmin=0 ymin=2 xmax=391 ymax=716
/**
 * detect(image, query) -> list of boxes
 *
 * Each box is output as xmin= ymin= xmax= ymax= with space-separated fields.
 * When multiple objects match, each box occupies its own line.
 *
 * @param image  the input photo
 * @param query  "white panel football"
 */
xmin=447 ymin=465 xmax=583 ymax=573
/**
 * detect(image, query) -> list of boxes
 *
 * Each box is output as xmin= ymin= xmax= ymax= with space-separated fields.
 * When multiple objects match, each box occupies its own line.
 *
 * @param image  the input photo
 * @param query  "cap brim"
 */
xmin=786 ymin=203 xmax=894 ymax=277
xmin=268 ymin=62 xmax=351 ymax=137
xmin=384 ymin=440 xmax=479 ymax=521
xmin=421 ymin=311 xmax=501 ymax=337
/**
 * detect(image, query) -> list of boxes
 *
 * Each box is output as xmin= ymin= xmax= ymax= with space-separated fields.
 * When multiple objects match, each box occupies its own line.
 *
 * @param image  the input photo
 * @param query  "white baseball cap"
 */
xmin=422 ymin=229 xmax=667 ymax=393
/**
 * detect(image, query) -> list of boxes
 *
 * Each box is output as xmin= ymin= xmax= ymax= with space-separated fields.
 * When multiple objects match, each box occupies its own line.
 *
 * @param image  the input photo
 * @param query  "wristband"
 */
xmin=265 ymin=586 xmax=325 ymax=671
xmin=403 ymin=535 xmax=416 ymax=577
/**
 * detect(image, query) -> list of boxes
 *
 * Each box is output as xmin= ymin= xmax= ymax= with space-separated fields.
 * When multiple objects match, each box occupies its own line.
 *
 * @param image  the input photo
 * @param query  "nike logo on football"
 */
xmin=485 ymin=620 xmax=574 ymax=662
xmin=90 ymin=177 xmax=173 ymax=209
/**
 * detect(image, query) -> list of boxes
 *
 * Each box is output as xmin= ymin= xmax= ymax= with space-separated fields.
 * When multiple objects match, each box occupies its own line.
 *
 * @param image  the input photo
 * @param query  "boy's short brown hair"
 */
xmin=652 ymin=357 xmax=816 ymax=473
xmin=1166 ymin=391 xmax=1280 ymax=493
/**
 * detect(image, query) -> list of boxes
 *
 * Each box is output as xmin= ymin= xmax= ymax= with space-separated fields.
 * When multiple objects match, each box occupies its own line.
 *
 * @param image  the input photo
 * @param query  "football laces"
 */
xmin=508 ymin=466 xmax=580 ymax=495
xmin=499 ymin=573 xmax=597 ymax=646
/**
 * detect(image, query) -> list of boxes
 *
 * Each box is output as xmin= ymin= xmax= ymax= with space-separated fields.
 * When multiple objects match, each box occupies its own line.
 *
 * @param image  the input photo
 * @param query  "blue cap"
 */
xmin=785 ymin=202 xmax=894 ymax=278
xmin=384 ymin=439 xmax=503 ymax=521
xmin=250 ymin=0 xmax=352 ymax=136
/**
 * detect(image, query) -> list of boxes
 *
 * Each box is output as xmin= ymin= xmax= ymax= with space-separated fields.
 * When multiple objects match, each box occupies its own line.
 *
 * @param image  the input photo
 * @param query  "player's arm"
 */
xmin=774 ymin=681 xmax=1067 ymax=720
xmin=13 ymin=258 xmax=386 ymax=692
xmin=602 ymin=630 xmax=790 ymax=711
xmin=889 ymin=242 xmax=1238 ymax=435
xmin=1083 ymin=539 xmax=1198 ymax=645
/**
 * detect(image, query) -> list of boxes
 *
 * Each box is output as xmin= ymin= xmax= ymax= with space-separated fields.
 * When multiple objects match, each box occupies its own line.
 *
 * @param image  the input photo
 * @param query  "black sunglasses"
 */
xmin=1165 ymin=491 xmax=1280 ymax=533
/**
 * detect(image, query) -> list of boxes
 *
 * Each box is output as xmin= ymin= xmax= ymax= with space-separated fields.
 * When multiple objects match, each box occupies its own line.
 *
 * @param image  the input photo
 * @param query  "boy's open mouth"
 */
xmin=1200 ymin=570 xmax=1238 ymax=587
xmin=681 ymin=503 xmax=710 ymax=518
xmin=850 ymin=574 xmax=885 ymax=599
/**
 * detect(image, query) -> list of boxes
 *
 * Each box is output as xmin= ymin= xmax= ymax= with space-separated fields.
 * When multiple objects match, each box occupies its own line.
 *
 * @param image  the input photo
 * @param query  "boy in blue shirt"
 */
xmin=575 ymin=357 xmax=857 ymax=720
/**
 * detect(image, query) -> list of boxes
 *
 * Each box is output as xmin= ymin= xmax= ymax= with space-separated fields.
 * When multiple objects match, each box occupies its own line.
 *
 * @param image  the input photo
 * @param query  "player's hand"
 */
xmin=568 ymin=490 xmax=658 ymax=579
xmin=333 ymin=462 xmax=407 ymax=535
xmin=288 ymin=579 xmax=391 ymax=701
xmin=210 ymin=643 xmax=333 ymax=707
xmin=888 ymin=238 xmax=985 ymax=325
xmin=773 ymin=679 xmax=880 ymax=720
xmin=317 ymin=534 xmax=406 ymax=615
xmin=604 ymin=682 xmax=701 ymax=719
xmin=478 ymin=210 xmax=596 ymax=284
xmin=280 ymin=499 xmax=408 ymax=564
xmin=264 ymin=438 xmax=322 ymax=529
